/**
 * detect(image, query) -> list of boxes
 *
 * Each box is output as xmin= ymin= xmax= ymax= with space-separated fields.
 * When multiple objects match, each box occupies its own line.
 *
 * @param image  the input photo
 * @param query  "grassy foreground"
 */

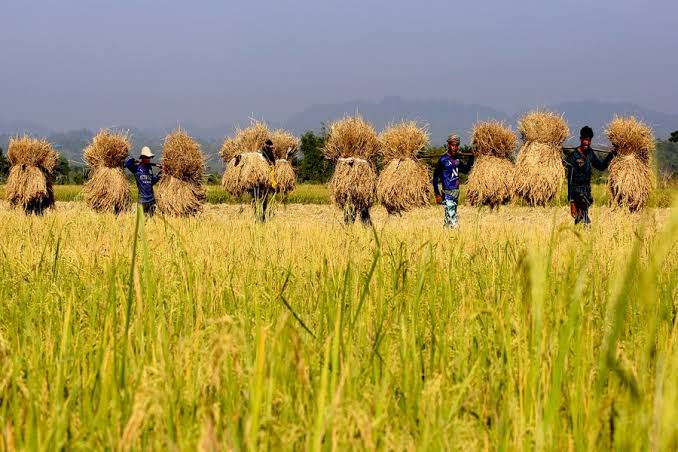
xmin=0 ymin=203 xmax=677 ymax=450
xmin=0 ymin=183 xmax=675 ymax=207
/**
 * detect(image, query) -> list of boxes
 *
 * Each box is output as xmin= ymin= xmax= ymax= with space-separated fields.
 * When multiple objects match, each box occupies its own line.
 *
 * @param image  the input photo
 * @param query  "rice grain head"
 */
xmin=83 ymin=129 xmax=130 ymax=168
xmin=270 ymin=129 xmax=299 ymax=160
xmin=471 ymin=121 xmax=517 ymax=158
xmin=605 ymin=116 xmax=655 ymax=162
xmin=323 ymin=115 xmax=379 ymax=160
xmin=466 ymin=156 xmax=514 ymax=208
xmin=233 ymin=120 xmax=270 ymax=153
xmin=274 ymin=160 xmax=296 ymax=195
xmin=378 ymin=121 xmax=429 ymax=161
xmin=222 ymin=154 xmax=272 ymax=197
xmin=376 ymin=159 xmax=432 ymax=214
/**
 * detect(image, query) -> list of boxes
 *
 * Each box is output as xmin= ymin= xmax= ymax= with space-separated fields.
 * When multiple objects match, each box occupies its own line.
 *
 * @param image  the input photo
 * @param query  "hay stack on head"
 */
xmin=512 ymin=110 xmax=569 ymax=206
xmin=324 ymin=115 xmax=379 ymax=213
xmin=270 ymin=129 xmax=299 ymax=195
xmin=155 ymin=129 xmax=207 ymax=216
xmin=5 ymin=136 xmax=58 ymax=214
xmin=376 ymin=121 xmax=432 ymax=215
xmin=605 ymin=116 xmax=655 ymax=212
xmin=220 ymin=120 xmax=272 ymax=197
xmin=467 ymin=121 xmax=517 ymax=209
xmin=82 ymin=129 xmax=132 ymax=214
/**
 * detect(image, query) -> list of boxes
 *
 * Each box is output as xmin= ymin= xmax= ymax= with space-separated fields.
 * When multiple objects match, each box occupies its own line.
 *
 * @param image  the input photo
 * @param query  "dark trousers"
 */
xmin=573 ymin=196 xmax=590 ymax=225
xmin=252 ymin=186 xmax=273 ymax=223
xmin=343 ymin=207 xmax=372 ymax=226
xmin=141 ymin=201 xmax=156 ymax=216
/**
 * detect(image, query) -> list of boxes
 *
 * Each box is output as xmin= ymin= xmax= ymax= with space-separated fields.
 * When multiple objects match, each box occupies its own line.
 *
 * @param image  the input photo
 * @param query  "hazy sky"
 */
xmin=1 ymin=0 xmax=677 ymax=130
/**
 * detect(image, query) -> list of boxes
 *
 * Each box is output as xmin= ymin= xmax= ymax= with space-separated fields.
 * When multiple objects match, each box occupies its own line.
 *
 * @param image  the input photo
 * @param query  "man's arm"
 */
xmin=459 ymin=156 xmax=474 ymax=174
xmin=151 ymin=169 xmax=161 ymax=185
xmin=591 ymin=149 xmax=613 ymax=171
xmin=432 ymin=159 xmax=442 ymax=196
xmin=123 ymin=158 xmax=136 ymax=172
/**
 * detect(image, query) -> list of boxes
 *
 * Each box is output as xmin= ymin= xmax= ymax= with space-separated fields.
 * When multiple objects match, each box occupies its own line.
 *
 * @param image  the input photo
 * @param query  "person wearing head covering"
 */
xmin=124 ymin=146 xmax=162 ymax=216
xmin=563 ymin=126 xmax=615 ymax=225
xmin=432 ymin=134 xmax=474 ymax=228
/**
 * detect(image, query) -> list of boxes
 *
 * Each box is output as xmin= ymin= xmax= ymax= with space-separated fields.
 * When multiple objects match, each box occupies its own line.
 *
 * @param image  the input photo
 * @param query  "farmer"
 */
xmin=251 ymin=139 xmax=276 ymax=223
xmin=432 ymin=134 xmax=474 ymax=228
xmin=124 ymin=146 xmax=162 ymax=216
xmin=563 ymin=126 xmax=614 ymax=225
xmin=343 ymin=205 xmax=372 ymax=227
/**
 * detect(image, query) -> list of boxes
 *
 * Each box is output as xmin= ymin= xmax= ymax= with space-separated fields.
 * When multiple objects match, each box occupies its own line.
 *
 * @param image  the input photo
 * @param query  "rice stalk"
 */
xmin=376 ymin=159 xmax=431 ymax=214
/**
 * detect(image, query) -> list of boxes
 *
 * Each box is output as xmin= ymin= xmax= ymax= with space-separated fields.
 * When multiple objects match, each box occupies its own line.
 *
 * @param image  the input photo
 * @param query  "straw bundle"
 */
xmin=324 ymin=116 xmax=379 ymax=211
xmin=220 ymin=121 xmax=272 ymax=197
xmin=513 ymin=111 xmax=570 ymax=206
xmin=270 ymin=129 xmax=299 ymax=195
xmin=156 ymin=129 xmax=207 ymax=216
xmin=82 ymin=129 xmax=132 ymax=213
xmin=376 ymin=121 xmax=432 ymax=214
xmin=5 ymin=136 xmax=58 ymax=213
xmin=467 ymin=121 xmax=517 ymax=208
xmin=605 ymin=116 xmax=655 ymax=211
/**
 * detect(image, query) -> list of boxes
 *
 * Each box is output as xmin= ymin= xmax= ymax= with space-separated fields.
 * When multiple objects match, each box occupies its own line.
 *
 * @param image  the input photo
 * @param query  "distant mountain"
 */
xmin=0 ymin=119 xmax=50 ymax=137
xmin=282 ymin=97 xmax=678 ymax=145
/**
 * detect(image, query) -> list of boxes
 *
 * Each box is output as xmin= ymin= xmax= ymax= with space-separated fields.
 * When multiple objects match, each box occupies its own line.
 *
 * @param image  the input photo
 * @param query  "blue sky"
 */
xmin=1 ymin=0 xmax=676 ymax=129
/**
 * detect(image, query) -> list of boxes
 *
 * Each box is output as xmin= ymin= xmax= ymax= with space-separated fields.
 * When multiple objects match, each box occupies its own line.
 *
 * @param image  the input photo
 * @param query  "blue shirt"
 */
xmin=124 ymin=158 xmax=160 ymax=204
xmin=432 ymin=153 xmax=474 ymax=195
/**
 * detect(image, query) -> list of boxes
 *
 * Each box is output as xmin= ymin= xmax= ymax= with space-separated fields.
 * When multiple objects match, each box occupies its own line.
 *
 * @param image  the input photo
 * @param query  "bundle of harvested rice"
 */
xmin=324 ymin=116 xmax=379 ymax=211
xmin=156 ymin=129 xmax=207 ymax=216
xmin=376 ymin=121 xmax=432 ymax=214
xmin=512 ymin=110 xmax=570 ymax=206
xmin=466 ymin=121 xmax=517 ymax=208
xmin=220 ymin=121 xmax=272 ymax=197
xmin=270 ymin=129 xmax=299 ymax=195
xmin=5 ymin=136 xmax=58 ymax=213
xmin=82 ymin=129 xmax=132 ymax=213
xmin=605 ymin=116 xmax=655 ymax=211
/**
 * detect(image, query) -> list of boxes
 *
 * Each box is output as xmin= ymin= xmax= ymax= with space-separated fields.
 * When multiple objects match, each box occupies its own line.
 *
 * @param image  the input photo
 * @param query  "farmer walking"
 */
xmin=124 ymin=146 xmax=162 ymax=216
xmin=251 ymin=139 xmax=276 ymax=223
xmin=563 ymin=126 xmax=614 ymax=225
xmin=432 ymin=134 xmax=474 ymax=228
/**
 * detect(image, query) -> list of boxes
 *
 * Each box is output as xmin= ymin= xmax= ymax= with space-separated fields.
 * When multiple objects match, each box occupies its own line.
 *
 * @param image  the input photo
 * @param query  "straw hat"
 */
xmin=140 ymin=146 xmax=155 ymax=158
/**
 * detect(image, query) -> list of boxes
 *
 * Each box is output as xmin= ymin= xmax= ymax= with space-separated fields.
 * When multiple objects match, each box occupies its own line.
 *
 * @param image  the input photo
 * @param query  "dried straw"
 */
xmin=471 ymin=121 xmax=517 ymax=158
xmin=375 ymin=122 xmax=431 ymax=214
xmin=270 ymin=129 xmax=299 ymax=195
xmin=156 ymin=129 xmax=207 ymax=216
xmin=607 ymin=155 xmax=654 ymax=212
xmin=221 ymin=121 xmax=273 ymax=196
xmin=605 ymin=117 xmax=655 ymax=211
xmin=82 ymin=129 xmax=132 ymax=213
xmin=513 ymin=111 xmax=570 ymax=206
xmin=466 ymin=156 xmax=514 ymax=208
xmin=323 ymin=115 xmax=379 ymax=160
xmin=517 ymin=110 xmax=570 ymax=145
xmin=329 ymin=159 xmax=377 ymax=210
xmin=324 ymin=116 xmax=379 ymax=211
xmin=83 ymin=167 xmax=132 ymax=213
xmin=605 ymin=116 xmax=654 ymax=162
xmin=378 ymin=121 xmax=429 ymax=161
xmin=377 ymin=159 xmax=431 ymax=214
xmin=5 ymin=136 xmax=58 ymax=212
xmin=467 ymin=121 xmax=516 ymax=208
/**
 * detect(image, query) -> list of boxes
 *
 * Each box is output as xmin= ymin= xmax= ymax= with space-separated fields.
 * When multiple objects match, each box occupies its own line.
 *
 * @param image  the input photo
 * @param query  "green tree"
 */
xmin=669 ymin=131 xmax=678 ymax=143
xmin=297 ymin=131 xmax=334 ymax=183
xmin=0 ymin=146 xmax=10 ymax=181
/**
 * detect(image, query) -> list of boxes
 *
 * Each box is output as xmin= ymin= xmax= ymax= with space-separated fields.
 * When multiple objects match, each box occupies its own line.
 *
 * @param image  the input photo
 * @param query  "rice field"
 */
xmin=0 ymin=183 xmax=675 ymax=207
xmin=0 ymin=198 xmax=676 ymax=450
